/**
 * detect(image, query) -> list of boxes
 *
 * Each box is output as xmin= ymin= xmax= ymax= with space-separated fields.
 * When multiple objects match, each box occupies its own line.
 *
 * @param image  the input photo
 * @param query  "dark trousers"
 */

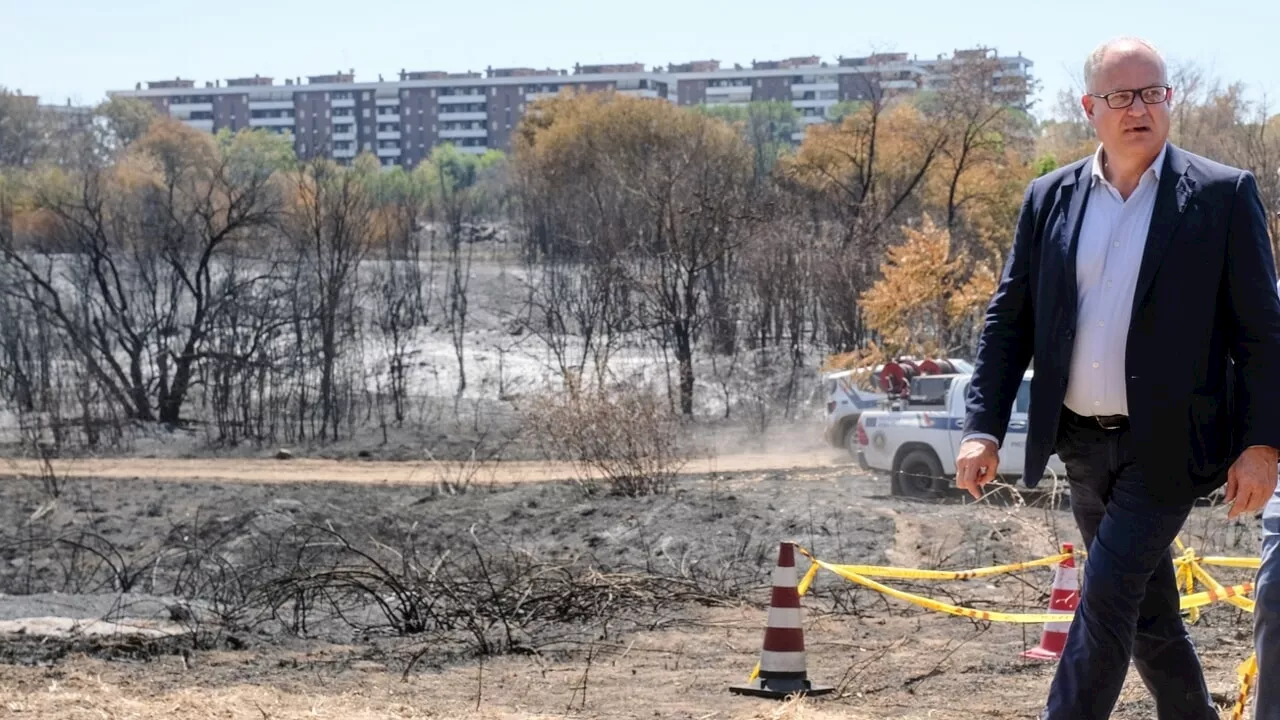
xmin=1042 ymin=410 xmax=1217 ymax=720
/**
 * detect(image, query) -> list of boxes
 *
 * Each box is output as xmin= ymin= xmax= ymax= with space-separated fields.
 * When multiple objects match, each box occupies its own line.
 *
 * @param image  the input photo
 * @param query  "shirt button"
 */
xmin=1094 ymin=401 xmax=1101 ymax=407
xmin=1098 ymin=321 xmax=1105 ymax=327
xmin=1106 ymin=281 xmax=1113 ymax=288
xmin=1093 ymin=362 xmax=1100 ymax=368
xmin=1113 ymin=242 xmax=1120 ymax=248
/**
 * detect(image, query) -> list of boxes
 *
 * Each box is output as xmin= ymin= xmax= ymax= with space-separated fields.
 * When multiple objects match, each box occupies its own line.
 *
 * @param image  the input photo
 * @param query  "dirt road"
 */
xmin=1 ymin=450 xmax=849 ymax=485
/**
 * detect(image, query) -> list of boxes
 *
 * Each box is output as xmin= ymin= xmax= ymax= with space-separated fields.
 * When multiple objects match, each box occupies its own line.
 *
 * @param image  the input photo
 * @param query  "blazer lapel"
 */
xmin=1061 ymin=157 xmax=1093 ymax=314
xmin=1133 ymin=145 xmax=1196 ymax=307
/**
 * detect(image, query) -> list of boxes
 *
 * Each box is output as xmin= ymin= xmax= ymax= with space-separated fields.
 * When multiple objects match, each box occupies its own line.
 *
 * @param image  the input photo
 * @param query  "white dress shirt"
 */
xmin=965 ymin=145 xmax=1167 ymax=448
xmin=1063 ymin=143 xmax=1166 ymax=417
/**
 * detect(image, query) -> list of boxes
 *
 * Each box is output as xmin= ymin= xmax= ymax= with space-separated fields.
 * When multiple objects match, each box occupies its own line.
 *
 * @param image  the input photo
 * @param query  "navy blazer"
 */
xmin=963 ymin=144 xmax=1280 ymax=503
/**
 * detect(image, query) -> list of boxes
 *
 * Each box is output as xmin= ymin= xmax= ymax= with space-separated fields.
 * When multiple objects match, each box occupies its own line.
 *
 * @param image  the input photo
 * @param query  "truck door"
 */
xmin=998 ymin=378 xmax=1032 ymax=476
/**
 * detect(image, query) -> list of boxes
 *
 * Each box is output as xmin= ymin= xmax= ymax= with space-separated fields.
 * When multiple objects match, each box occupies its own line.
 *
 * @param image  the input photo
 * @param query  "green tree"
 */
xmin=698 ymin=101 xmax=799 ymax=182
xmin=96 ymin=96 xmax=157 ymax=150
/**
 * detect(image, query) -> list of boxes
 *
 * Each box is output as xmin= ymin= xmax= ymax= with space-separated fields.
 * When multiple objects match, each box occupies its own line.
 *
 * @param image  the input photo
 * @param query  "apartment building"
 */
xmin=109 ymin=47 xmax=1031 ymax=167
xmin=117 ymin=66 xmax=669 ymax=167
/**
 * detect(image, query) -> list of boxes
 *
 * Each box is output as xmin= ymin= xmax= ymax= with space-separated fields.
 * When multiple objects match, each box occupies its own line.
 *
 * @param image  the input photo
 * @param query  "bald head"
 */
xmin=1084 ymin=37 xmax=1167 ymax=94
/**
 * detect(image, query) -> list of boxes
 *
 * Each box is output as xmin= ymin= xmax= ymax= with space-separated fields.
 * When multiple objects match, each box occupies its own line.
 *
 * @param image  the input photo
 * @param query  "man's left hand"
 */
xmin=1225 ymin=446 xmax=1280 ymax=519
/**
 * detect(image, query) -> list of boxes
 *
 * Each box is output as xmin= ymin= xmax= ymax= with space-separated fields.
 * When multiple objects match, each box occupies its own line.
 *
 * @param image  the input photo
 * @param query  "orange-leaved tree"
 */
xmin=859 ymin=215 xmax=997 ymax=358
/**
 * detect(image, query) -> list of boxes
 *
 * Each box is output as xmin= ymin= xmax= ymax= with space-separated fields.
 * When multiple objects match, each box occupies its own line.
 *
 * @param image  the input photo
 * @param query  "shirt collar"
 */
xmin=1091 ymin=143 xmax=1167 ymax=187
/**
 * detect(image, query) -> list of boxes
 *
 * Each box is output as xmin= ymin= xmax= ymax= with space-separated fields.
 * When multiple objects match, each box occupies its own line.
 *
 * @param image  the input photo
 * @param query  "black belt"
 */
xmin=1062 ymin=407 xmax=1129 ymax=431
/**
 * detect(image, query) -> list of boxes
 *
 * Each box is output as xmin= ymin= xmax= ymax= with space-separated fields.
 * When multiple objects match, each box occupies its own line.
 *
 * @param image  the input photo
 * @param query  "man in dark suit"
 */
xmin=955 ymin=37 xmax=1280 ymax=719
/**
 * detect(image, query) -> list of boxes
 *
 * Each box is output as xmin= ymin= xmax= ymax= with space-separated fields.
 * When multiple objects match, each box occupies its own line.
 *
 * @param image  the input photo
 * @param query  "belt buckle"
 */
xmin=1095 ymin=415 xmax=1124 ymax=430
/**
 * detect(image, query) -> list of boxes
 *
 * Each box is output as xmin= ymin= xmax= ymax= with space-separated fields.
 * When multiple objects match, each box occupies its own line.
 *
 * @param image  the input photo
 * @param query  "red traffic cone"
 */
xmin=730 ymin=542 xmax=833 ymax=699
xmin=1021 ymin=543 xmax=1078 ymax=661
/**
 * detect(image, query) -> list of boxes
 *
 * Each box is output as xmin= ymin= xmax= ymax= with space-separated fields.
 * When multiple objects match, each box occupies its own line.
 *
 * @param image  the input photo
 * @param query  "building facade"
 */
xmin=109 ymin=48 xmax=1032 ymax=167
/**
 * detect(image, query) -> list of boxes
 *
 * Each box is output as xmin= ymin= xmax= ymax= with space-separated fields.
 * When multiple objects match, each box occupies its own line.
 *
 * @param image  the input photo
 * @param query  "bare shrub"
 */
xmin=525 ymin=382 xmax=688 ymax=497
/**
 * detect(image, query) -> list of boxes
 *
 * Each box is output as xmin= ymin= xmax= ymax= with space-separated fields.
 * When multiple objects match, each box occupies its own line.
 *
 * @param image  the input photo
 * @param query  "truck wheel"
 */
xmin=892 ymin=449 xmax=948 ymax=498
xmin=842 ymin=423 xmax=861 ymax=461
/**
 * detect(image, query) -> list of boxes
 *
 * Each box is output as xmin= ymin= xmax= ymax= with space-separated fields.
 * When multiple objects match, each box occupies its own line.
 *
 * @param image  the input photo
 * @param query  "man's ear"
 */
xmin=1081 ymin=94 xmax=1094 ymax=121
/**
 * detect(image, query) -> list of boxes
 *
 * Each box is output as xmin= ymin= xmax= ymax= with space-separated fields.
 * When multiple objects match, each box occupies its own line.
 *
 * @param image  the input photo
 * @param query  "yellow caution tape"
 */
xmin=1232 ymin=653 xmax=1258 ymax=720
xmin=1188 ymin=561 xmax=1255 ymax=613
xmin=822 ymin=553 xmax=1072 ymax=581
xmin=1179 ymin=581 xmax=1255 ymax=611
xmin=1195 ymin=556 xmax=1262 ymax=570
xmin=742 ymin=541 xmax=1260 ymax=685
xmin=798 ymin=562 xmax=820 ymax=596
xmin=813 ymin=558 xmax=1070 ymax=624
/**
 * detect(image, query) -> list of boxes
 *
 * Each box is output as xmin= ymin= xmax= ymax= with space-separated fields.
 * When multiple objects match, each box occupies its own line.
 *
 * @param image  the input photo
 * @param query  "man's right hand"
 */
xmin=955 ymin=438 xmax=1000 ymax=500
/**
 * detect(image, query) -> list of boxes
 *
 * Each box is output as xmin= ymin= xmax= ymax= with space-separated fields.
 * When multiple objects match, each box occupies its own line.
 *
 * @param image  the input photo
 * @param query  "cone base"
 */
xmin=729 ymin=681 xmax=834 ymax=699
xmin=1019 ymin=646 xmax=1063 ymax=662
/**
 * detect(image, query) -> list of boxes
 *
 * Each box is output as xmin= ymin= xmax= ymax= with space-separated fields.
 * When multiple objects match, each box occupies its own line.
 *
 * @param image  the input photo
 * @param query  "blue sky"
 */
xmin=5 ymin=0 xmax=1279 ymax=119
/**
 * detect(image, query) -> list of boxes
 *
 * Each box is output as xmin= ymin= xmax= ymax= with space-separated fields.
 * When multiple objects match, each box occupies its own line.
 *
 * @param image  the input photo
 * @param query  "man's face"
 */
xmin=1082 ymin=48 xmax=1172 ymax=162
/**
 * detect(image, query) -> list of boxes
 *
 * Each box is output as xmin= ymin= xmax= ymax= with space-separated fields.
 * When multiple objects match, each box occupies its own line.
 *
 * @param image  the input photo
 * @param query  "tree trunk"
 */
xmin=673 ymin=321 xmax=695 ymax=416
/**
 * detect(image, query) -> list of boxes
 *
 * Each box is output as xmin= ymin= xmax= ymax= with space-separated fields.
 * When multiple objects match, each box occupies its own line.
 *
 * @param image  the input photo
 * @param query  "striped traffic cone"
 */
xmin=1020 ymin=543 xmax=1077 ymax=661
xmin=730 ymin=542 xmax=833 ymax=699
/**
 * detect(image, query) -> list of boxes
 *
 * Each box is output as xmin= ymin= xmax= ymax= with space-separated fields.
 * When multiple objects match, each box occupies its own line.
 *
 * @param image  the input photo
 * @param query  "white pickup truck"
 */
xmin=853 ymin=371 xmax=1066 ymax=498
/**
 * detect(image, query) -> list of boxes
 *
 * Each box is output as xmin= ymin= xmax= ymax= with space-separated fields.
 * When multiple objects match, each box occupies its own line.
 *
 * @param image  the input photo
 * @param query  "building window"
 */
xmin=333 ymin=108 xmax=352 ymax=117
xmin=332 ymin=91 xmax=351 ymax=100
xmin=334 ymin=123 xmax=353 ymax=133
xmin=362 ymin=108 xmax=370 ymax=118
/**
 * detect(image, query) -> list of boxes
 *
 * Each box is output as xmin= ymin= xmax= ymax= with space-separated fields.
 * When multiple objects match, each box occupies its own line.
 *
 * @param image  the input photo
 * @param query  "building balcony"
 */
xmin=705 ymin=85 xmax=753 ymax=97
xmin=438 ymin=93 xmax=486 ymax=104
xmin=618 ymin=88 xmax=660 ymax=98
xmin=376 ymin=130 xmax=401 ymax=140
xmin=375 ymin=97 xmax=401 ymax=107
xmin=332 ymin=146 xmax=357 ymax=158
xmin=331 ymin=130 xmax=356 ymax=141
xmin=454 ymin=145 xmax=489 ymax=154
xmin=183 ymin=118 xmax=214 ymax=132
xmin=376 ymin=146 xmax=402 ymax=158
xmin=791 ymin=98 xmax=837 ymax=110
xmin=439 ymin=110 xmax=488 ymax=122
xmin=330 ymin=97 xmax=356 ymax=108
xmin=439 ymin=128 xmax=488 ymax=139
xmin=881 ymin=79 xmax=918 ymax=89
xmin=790 ymin=130 xmax=808 ymax=143
xmin=170 ymin=101 xmax=213 ymax=113
xmin=376 ymin=111 xmax=400 ymax=123
xmin=798 ymin=115 xmax=828 ymax=126
xmin=249 ymin=116 xmax=296 ymax=127
xmin=791 ymin=82 xmax=838 ymax=94
xmin=248 ymin=100 xmax=295 ymax=111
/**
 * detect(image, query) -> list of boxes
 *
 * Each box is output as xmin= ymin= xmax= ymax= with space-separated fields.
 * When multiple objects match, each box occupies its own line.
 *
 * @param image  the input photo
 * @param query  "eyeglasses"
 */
xmin=1088 ymin=85 xmax=1172 ymax=110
